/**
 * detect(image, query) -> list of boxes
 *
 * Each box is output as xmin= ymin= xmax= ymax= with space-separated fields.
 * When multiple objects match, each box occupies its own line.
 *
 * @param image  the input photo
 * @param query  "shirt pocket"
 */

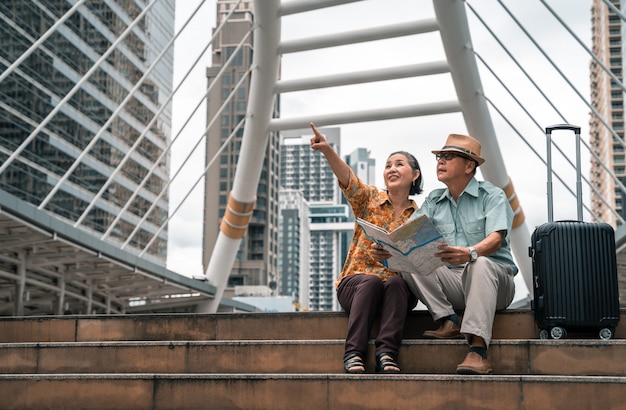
xmin=437 ymin=223 xmax=456 ymax=242
xmin=465 ymin=218 xmax=486 ymax=244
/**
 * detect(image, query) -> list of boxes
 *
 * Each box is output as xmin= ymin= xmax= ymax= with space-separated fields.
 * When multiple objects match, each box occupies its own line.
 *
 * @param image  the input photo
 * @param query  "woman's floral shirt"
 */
xmin=336 ymin=169 xmax=417 ymax=287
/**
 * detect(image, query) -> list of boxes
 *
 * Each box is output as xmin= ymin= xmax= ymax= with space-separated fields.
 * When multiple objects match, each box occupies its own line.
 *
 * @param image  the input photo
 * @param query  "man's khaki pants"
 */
xmin=404 ymin=257 xmax=516 ymax=347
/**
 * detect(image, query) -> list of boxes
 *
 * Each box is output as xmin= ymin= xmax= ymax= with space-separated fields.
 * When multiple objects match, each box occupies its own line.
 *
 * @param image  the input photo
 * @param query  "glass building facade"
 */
xmin=0 ymin=0 xmax=174 ymax=261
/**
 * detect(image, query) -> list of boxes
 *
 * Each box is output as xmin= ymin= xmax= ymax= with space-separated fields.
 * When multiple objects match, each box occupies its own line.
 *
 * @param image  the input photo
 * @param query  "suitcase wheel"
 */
xmin=599 ymin=327 xmax=615 ymax=341
xmin=539 ymin=327 xmax=567 ymax=340
xmin=550 ymin=327 xmax=567 ymax=339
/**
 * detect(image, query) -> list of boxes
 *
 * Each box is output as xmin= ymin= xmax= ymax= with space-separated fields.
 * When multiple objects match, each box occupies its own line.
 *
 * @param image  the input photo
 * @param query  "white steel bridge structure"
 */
xmin=0 ymin=0 xmax=624 ymax=315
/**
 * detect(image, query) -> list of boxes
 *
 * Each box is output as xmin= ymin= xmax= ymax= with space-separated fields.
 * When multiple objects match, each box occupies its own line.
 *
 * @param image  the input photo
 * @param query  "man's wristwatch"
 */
xmin=468 ymin=247 xmax=478 ymax=262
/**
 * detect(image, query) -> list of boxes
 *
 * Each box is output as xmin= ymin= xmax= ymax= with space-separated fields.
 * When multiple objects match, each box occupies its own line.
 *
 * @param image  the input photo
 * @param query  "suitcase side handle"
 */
xmin=545 ymin=124 xmax=582 ymax=222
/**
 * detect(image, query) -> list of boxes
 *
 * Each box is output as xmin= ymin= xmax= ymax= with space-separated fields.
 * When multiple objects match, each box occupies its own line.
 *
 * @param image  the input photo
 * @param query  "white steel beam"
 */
xmin=279 ymin=19 xmax=438 ymax=54
xmin=198 ymin=0 xmax=282 ymax=313
xmin=433 ymin=0 xmax=533 ymax=294
xmin=279 ymin=0 xmax=363 ymax=16
xmin=269 ymin=101 xmax=461 ymax=132
xmin=274 ymin=61 xmax=450 ymax=93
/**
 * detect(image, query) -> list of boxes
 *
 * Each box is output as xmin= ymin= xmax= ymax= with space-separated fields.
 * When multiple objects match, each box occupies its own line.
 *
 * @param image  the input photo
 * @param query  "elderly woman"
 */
xmin=309 ymin=122 xmax=422 ymax=374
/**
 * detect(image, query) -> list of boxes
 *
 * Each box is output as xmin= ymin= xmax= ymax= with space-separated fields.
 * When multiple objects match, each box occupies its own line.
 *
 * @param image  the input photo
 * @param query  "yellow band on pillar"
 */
xmin=220 ymin=193 xmax=255 ymax=239
xmin=502 ymin=178 xmax=525 ymax=229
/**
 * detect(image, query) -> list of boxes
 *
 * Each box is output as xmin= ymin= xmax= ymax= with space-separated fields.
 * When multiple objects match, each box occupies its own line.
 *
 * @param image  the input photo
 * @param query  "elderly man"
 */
xmin=372 ymin=133 xmax=518 ymax=375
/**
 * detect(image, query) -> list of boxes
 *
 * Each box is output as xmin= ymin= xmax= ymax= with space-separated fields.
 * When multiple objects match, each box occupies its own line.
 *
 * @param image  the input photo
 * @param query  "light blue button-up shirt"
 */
xmin=414 ymin=178 xmax=518 ymax=274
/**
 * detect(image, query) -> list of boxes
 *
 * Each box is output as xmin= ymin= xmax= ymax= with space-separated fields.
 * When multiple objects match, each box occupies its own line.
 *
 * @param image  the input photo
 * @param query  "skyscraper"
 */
xmin=590 ymin=0 xmax=626 ymax=302
xmin=0 ymin=0 xmax=174 ymax=261
xmin=202 ymin=0 xmax=280 ymax=294
xmin=307 ymin=201 xmax=352 ymax=311
xmin=345 ymin=148 xmax=377 ymax=189
xmin=279 ymin=127 xmax=354 ymax=311
xmin=590 ymin=0 xmax=625 ymax=226
xmin=280 ymin=128 xmax=341 ymax=202
xmin=278 ymin=189 xmax=310 ymax=310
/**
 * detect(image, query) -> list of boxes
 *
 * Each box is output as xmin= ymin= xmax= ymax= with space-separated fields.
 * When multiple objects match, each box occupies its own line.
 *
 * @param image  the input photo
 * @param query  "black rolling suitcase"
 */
xmin=529 ymin=124 xmax=620 ymax=340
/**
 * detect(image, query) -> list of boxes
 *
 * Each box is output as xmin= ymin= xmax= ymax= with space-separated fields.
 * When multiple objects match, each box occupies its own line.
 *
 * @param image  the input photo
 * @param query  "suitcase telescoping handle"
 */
xmin=545 ymin=124 xmax=582 ymax=223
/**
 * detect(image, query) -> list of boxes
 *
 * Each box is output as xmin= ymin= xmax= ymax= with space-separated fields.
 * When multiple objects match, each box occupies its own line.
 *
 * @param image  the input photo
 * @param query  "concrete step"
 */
xmin=1 ymin=309 xmax=625 ymax=409
xmin=2 ymin=339 xmax=625 ymax=376
xmin=2 ymin=309 xmax=623 ymax=343
xmin=1 ymin=373 xmax=625 ymax=410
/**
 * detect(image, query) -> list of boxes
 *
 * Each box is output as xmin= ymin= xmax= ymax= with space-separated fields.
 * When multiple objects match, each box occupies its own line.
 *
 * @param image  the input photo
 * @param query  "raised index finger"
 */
xmin=310 ymin=122 xmax=323 ymax=138
xmin=310 ymin=122 xmax=325 ymax=145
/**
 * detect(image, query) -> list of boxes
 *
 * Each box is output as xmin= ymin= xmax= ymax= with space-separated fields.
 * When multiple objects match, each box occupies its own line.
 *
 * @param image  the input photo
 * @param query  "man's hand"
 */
xmin=435 ymin=245 xmax=471 ymax=265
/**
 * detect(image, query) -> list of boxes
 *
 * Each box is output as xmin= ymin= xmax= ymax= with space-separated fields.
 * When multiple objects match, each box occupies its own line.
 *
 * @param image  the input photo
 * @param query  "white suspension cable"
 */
xmin=100 ymin=1 xmax=247 ymax=240
xmin=138 ymin=118 xmax=247 ymax=257
xmin=476 ymin=52 xmax=623 ymax=223
xmin=126 ymin=70 xmax=252 ymax=250
xmin=73 ymin=0 xmax=219 ymax=227
xmin=0 ymin=0 xmax=88 ymax=84
xmin=600 ymin=0 xmax=626 ymax=22
xmin=467 ymin=2 xmax=626 ymax=210
xmin=494 ymin=0 xmax=626 ymax=154
xmin=540 ymin=0 xmax=626 ymax=96
xmin=39 ymin=0 xmax=179 ymax=210
xmin=0 ymin=0 xmax=159 ymax=177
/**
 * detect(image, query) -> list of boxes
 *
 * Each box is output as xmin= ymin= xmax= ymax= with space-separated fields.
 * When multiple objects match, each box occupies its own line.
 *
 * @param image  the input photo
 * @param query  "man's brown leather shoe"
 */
xmin=422 ymin=319 xmax=463 ymax=339
xmin=456 ymin=351 xmax=493 ymax=375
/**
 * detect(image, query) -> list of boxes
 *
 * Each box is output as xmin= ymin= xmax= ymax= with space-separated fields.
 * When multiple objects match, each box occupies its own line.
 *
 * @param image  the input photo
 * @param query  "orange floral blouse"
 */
xmin=336 ymin=169 xmax=417 ymax=287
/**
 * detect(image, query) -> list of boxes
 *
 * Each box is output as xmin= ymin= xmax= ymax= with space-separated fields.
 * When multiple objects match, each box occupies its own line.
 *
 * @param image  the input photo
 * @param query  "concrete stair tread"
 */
xmin=3 ymin=338 xmax=626 ymax=346
xmin=2 ymin=373 xmax=626 ymax=410
xmin=1 ymin=310 xmax=625 ymax=409
xmin=1 ymin=309 xmax=624 ymax=342
xmin=3 ymin=338 xmax=625 ymax=376
xmin=3 ymin=372 xmax=626 ymax=381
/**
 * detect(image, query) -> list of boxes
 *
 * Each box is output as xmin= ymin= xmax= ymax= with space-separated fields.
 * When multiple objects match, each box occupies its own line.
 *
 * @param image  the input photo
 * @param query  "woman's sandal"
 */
xmin=376 ymin=353 xmax=400 ymax=374
xmin=343 ymin=352 xmax=365 ymax=374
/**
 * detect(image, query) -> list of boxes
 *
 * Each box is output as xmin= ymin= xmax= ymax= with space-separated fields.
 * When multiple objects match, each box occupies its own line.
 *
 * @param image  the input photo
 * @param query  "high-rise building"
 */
xmin=590 ymin=0 xmax=626 ymax=303
xmin=590 ymin=0 xmax=625 ymax=226
xmin=278 ymin=189 xmax=310 ymax=310
xmin=280 ymin=128 xmax=342 ymax=203
xmin=345 ymin=148 xmax=377 ymax=188
xmin=0 ymin=0 xmax=174 ymax=261
xmin=342 ymin=147 xmax=376 ymax=219
xmin=202 ymin=0 xmax=280 ymax=293
xmin=279 ymin=127 xmax=355 ymax=311
xmin=307 ymin=201 xmax=352 ymax=311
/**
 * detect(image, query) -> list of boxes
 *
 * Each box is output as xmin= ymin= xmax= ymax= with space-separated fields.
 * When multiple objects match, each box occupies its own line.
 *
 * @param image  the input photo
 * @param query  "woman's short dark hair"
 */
xmin=388 ymin=150 xmax=423 ymax=195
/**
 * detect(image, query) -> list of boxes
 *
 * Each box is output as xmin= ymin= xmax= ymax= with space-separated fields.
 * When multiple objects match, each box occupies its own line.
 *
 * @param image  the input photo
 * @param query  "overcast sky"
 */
xmin=167 ymin=0 xmax=594 ymax=300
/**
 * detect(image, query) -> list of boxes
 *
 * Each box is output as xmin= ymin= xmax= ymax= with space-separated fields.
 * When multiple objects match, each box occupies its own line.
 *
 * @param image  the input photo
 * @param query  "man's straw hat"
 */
xmin=432 ymin=133 xmax=485 ymax=166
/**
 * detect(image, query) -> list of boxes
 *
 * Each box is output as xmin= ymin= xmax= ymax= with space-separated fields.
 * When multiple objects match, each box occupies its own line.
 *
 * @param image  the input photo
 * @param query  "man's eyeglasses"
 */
xmin=435 ymin=152 xmax=467 ymax=161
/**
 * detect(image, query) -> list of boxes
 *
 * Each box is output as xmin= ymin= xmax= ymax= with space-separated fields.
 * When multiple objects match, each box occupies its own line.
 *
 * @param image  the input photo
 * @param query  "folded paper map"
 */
xmin=356 ymin=215 xmax=447 ymax=276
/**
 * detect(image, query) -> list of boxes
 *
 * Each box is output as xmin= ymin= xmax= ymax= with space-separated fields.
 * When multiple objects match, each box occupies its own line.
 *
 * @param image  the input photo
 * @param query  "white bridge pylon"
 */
xmin=199 ymin=0 xmax=532 ymax=313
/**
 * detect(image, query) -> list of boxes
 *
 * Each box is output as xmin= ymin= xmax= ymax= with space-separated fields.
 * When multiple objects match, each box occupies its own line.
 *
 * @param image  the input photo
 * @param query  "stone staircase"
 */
xmin=0 ymin=309 xmax=625 ymax=409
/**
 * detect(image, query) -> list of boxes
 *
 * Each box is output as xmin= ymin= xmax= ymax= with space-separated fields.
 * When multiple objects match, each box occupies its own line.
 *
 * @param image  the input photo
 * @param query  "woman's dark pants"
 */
xmin=337 ymin=274 xmax=417 ymax=358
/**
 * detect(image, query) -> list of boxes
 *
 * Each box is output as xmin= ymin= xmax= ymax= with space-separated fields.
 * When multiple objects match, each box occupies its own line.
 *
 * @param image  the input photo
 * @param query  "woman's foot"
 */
xmin=376 ymin=353 xmax=400 ymax=374
xmin=343 ymin=352 xmax=365 ymax=374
